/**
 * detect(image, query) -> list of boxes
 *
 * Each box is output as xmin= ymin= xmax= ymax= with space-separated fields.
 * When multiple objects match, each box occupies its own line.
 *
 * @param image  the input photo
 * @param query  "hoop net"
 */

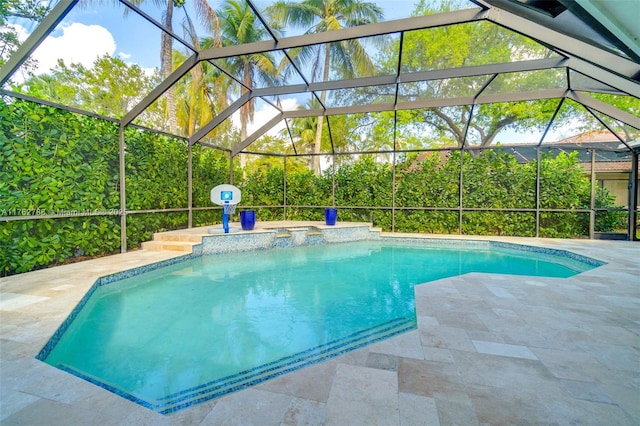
xmin=223 ymin=203 xmax=237 ymax=215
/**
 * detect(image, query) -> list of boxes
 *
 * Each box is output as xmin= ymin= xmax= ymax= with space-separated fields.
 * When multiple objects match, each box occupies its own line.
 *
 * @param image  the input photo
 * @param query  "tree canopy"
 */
xmin=266 ymin=0 xmax=384 ymax=173
xmin=20 ymin=55 xmax=161 ymax=120
xmin=0 ymin=0 xmax=49 ymax=73
xmin=4 ymin=0 xmax=635 ymax=157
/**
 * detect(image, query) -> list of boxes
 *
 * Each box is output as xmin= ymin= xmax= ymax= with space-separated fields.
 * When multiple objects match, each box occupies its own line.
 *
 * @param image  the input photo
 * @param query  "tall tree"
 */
xmin=210 ymin=0 xmax=279 ymax=170
xmin=22 ymin=55 xmax=161 ymax=121
xmin=173 ymin=13 xmax=229 ymax=136
xmin=266 ymin=0 xmax=383 ymax=174
xmin=126 ymin=0 xmax=220 ymax=134
xmin=372 ymin=0 xmax=564 ymax=148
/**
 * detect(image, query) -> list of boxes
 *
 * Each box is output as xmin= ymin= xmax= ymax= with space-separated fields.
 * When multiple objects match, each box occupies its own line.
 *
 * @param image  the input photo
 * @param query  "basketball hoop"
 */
xmin=223 ymin=202 xmax=237 ymax=215
xmin=211 ymin=184 xmax=241 ymax=234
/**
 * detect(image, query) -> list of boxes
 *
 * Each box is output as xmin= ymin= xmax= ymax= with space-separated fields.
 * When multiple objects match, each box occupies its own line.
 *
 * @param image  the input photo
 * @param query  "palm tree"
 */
xmin=172 ymin=52 xmax=225 ymax=137
xmin=125 ymin=0 xmax=220 ymax=134
xmin=285 ymin=99 xmax=320 ymax=169
xmin=209 ymin=0 xmax=280 ymax=170
xmin=266 ymin=0 xmax=383 ymax=174
xmin=173 ymin=13 xmax=228 ymax=136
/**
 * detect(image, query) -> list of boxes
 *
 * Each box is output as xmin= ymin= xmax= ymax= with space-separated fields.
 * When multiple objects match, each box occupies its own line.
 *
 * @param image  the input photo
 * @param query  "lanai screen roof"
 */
xmin=1 ymin=0 xmax=639 ymax=156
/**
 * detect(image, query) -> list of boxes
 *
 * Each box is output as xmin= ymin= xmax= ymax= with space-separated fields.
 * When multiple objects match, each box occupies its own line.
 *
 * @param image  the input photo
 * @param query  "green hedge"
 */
xmin=0 ymin=100 xmax=626 ymax=275
xmin=1 ymin=100 xmax=228 ymax=274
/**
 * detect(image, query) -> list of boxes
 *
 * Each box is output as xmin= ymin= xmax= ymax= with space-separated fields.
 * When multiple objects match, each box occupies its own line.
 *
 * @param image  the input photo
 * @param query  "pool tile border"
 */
xmin=379 ymin=237 xmax=605 ymax=268
xmin=158 ymin=317 xmax=415 ymax=414
xmin=49 ymin=317 xmax=416 ymax=414
xmin=487 ymin=240 xmax=605 ymax=267
xmin=35 ymin=253 xmax=196 ymax=362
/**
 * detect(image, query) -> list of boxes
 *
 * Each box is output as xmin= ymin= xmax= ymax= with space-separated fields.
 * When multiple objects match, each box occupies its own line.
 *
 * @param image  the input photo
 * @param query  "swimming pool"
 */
xmin=37 ymin=239 xmax=602 ymax=414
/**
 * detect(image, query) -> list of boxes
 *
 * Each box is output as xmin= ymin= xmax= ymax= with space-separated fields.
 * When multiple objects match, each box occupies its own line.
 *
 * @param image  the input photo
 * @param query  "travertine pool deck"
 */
xmin=1 ymin=223 xmax=638 ymax=425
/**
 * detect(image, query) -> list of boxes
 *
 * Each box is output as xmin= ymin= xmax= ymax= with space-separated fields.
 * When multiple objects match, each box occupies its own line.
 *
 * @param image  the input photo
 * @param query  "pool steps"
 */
xmin=141 ymin=234 xmax=202 ymax=252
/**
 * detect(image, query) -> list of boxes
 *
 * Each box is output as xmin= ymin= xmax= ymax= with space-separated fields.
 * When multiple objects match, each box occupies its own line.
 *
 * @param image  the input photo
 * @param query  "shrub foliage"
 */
xmin=1 ymin=100 xmax=625 ymax=275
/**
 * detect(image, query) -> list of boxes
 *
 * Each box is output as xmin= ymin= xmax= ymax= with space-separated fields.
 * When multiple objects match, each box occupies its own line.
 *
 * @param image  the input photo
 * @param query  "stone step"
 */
xmin=141 ymin=240 xmax=197 ymax=252
xmin=153 ymin=233 xmax=203 ymax=243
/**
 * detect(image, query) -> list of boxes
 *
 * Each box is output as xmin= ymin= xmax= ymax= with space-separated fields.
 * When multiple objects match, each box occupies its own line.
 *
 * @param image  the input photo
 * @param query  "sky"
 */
xmin=11 ymin=0 xmax=422 ymax=76
xmin=8 ymin=0 xmax=432 ymax=137
xmin=8 ymin=0 xmax=578 ymax=143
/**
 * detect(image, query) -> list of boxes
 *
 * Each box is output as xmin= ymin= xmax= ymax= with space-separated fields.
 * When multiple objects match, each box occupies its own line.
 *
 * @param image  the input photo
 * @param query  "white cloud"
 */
xmin=279 ymin=98 xmax=301 ymax=112
xmin=31 ymin=22 xmax=116 ymax=74
xmin=9 ymin=23 xmax=29 ymax=43
xmin=241 ymin=97 xmax=301 ymax=136
xmin=116 ymin=51 xmax=157 ymax=77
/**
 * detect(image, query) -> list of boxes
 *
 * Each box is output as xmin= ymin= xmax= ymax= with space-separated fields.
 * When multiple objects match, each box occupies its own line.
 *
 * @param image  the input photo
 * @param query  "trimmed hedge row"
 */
xmin=1 ymin=100 xmax=229 ymax=274
xmin=1 ymin=100 xmax=624 ymax=275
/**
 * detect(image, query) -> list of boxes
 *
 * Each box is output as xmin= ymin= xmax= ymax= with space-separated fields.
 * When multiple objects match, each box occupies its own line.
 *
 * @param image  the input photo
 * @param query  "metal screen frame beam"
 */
xmin=253 ymin=84 xmax=309 ymax=98
xmin=271 ymin=89 xmax=565 ymax=119
xmin=118 ymin=125 xmax=127 ymax=253
xmin=121 ymin=54 xmax=199 ymax=126
xmin=190 ymin=92 xmax=252 ymax=145
xmin=585 ymin=105 xmax=630 ymax=149
xmin=246 ymin=0 xmax=279 ymax=42
xmin=252 ymin=58 xmax=567 ymax=97
xmin=199 ymin=9 xmax=487 ymax=61
xmin=476 ymin=89 xmax=567 ymax=105
xmin=486 ymin=7 xmax=640 ymax=81
xmin=120 ymin=0 xmax=196 ymax=54
xmin=567 ymin=91 xmax=640 ymax=129
xmin=538 ymin=98 xmax=566 ymax=146
xmin=565 ymin=58 xmax=640 ymax=98
xmin=226 ymin=89 xmax=568 ymax=155
xmin=192 ymin=89 xmax=634 ymax=155
xmin=399 ymin=57 xmax=567 ymax=83
xmin=199 ymin=58 xmax=569 ymax=144
xmin=629 ymin=152 xmax=639 ymax=241
xmin=0 ymin=0 xmax=79 ymax=86
xmin=231 ymin=114 xmax=284 ymax=156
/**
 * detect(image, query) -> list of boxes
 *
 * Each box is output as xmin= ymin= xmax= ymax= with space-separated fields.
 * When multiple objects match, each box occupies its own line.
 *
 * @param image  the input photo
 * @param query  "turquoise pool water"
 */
xmin=41 ymin=240 xmax=597 ymax=413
